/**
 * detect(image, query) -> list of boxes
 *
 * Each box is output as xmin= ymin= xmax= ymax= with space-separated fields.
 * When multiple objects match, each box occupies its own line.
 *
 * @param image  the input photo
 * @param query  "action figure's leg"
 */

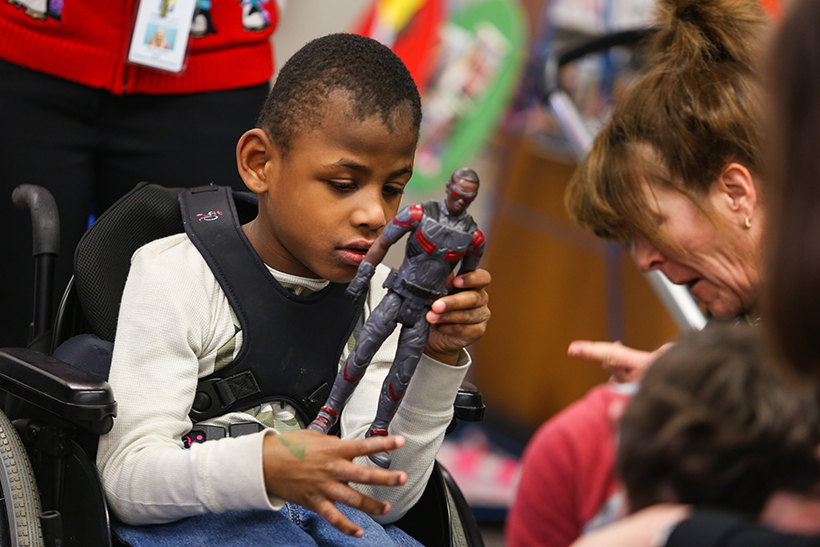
xmin=367 ymin=313 xmax=430 ymax=468
xmin=308 ymin=293 xmax=402 ymax=433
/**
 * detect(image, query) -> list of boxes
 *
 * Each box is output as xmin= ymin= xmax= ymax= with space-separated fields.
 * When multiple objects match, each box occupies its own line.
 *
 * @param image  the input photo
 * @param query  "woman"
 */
xmin=506 ymin=1 xmax=771 ymax=545
xmin=564 ymin=0 xmax=770 ymax=378
xmin=571 ymin=0 xmax=820 ymax=545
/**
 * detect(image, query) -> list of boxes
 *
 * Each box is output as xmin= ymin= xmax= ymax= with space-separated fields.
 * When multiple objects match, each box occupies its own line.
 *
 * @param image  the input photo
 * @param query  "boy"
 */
xmin=96 ymin=33 xmax=491 ymax=546
xmin=618 ymin=324 xmax=820 ymax=523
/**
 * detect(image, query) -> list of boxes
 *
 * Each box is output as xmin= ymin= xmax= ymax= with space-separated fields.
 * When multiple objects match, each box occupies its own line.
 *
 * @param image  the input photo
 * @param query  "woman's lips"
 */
xmin=686 ymin=278 xmax=706 ymax=300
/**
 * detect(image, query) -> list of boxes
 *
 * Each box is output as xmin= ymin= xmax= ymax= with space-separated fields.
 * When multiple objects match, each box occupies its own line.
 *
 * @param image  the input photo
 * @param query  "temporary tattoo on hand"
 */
xmin=278 ymin=437 xmax=306 ymax=460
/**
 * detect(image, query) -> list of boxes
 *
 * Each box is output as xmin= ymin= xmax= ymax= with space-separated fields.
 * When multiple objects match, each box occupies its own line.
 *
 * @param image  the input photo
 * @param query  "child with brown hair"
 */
xmin=618 ymin=324 xmax=820 ymax=520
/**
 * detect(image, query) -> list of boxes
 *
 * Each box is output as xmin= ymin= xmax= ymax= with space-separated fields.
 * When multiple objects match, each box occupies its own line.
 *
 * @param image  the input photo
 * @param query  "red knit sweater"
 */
xmin=506 ymin=384 xmax=633 ymax=547
xmin=0 ymin=0 xmax=277 ymax=94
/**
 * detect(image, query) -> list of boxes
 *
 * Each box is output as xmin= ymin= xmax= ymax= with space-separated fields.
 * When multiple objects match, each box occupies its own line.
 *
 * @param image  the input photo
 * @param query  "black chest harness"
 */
xmin=180 ymin=186 xmax=364 ymax=428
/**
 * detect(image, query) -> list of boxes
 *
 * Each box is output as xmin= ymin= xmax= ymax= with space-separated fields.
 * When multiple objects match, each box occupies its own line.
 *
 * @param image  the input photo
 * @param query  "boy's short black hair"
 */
xmin=257 ymin=33 xmax=422 ymax=154
xmin=618 ymin=324 xmax=820 ymax=517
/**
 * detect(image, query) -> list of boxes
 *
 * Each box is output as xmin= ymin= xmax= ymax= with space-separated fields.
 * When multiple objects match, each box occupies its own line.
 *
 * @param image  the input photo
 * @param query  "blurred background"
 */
xmin=276 ymin=0 xmax=679 ymax=544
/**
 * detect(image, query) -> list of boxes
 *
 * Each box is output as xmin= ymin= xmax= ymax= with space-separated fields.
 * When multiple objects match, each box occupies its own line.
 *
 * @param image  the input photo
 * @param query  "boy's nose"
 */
xmin=633 ymin=238 xmax=666 ymax=272
xmin=352 ymin=191 xmax=386 ymax=230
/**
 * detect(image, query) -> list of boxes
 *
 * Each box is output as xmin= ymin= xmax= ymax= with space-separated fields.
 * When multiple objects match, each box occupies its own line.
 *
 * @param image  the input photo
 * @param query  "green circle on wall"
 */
xmin=410 ymin=0 xmax=526 ymax=192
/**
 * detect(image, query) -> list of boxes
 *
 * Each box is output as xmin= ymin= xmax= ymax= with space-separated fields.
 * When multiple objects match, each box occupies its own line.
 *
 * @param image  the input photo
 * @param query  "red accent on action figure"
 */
xmin=388 ymin=383 xmax=402 ymax=401
xmin=471 ymin=229 xmax=485 ymax=248
xmin=342 ymin=361 xmax=365 ymax=383
xmin=416 ymin=230 xmax=437 ymax=254
xmin=393 ymin=204 xmax=424 ymax=227
xmin=318 ymin=405 xmax=338 ymax=420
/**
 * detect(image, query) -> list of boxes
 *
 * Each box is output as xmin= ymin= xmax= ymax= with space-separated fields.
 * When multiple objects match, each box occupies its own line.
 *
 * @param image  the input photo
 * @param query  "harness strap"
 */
xmin=180 ymin=185 xmax=364 ymax=425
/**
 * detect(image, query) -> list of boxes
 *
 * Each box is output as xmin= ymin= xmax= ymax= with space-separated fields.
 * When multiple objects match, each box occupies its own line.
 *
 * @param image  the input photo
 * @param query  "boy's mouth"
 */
xmin=337 ymin=242 xmax=372 ymax=266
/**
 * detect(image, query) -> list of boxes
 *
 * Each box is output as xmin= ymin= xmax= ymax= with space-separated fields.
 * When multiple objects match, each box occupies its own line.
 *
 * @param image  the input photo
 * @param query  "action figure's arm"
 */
xmin=345 ymin=236 xmax=391 ymax=301
xmin=362 ymin=234 xmax=392 ymax=267
xmin=346 ymin=205 xmax=421 ymax=300
xmin=457 ymin=228 xmax=486 ymax=277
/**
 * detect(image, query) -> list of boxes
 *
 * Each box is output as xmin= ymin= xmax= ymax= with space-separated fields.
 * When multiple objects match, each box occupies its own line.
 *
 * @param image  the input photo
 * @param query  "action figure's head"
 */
xmin=257 ymin=32 xmax=422 ymax=155
xmin=236 ymin=34 xmax=421 ymax=282
xmin=445 ymin=167 xmax=479 ymax=215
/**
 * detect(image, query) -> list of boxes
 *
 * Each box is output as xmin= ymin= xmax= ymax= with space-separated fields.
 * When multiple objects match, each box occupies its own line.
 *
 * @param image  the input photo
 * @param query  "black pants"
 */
xmin=0 ymin=58 xmax=269 ymax=347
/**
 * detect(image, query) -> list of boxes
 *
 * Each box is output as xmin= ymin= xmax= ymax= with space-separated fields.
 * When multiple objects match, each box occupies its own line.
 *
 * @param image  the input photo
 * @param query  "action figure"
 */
xmin=308 ymin=167 xmax=486 ymax=468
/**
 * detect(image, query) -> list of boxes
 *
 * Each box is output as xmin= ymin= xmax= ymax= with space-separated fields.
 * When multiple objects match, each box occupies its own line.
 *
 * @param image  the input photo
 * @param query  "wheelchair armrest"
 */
xmin=454 ymin=380 xmax=485 ymax=422
xmin=0 ymin=348 xmax=116 ymax=435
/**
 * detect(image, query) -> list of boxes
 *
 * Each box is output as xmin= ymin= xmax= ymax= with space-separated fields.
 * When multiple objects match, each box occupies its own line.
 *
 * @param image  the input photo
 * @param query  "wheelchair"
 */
xmin=0 ymin=182 xmax=487 ymax=547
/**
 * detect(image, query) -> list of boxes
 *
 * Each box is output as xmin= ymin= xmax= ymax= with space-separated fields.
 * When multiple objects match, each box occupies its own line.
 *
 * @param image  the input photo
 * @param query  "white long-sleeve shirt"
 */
xmin=96 ymin=233 xmax=470 ymax=526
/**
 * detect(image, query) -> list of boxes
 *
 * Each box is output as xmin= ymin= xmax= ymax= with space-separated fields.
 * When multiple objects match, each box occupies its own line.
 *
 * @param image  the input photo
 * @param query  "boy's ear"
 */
xmin=236 ymin=128 xmax=276 ymax=194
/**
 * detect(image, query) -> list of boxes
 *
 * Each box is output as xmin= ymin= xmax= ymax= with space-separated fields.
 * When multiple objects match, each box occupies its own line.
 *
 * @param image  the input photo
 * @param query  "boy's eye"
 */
xmin=328 ymin=181 xmax=356 ymax=192
xmin=383 ymin=185 xmax=405 ymax=198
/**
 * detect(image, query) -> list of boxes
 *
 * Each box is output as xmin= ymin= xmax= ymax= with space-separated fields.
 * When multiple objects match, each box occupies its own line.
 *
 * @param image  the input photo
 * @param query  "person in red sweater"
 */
xmin=505 ymin=383 xmax=633 ymax=547
xmin=0 ymin=0 xmax=281 ymax=348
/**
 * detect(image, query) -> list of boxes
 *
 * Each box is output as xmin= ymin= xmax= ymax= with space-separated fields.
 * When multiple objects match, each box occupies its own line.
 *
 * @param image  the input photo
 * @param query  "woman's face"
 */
xmin=632 ymin=181 xmax=760 ymax=319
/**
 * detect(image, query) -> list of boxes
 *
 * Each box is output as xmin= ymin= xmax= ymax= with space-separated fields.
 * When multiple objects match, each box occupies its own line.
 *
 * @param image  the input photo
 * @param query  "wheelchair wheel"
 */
xmin=0 ymin=411 xmax=42 ymax=547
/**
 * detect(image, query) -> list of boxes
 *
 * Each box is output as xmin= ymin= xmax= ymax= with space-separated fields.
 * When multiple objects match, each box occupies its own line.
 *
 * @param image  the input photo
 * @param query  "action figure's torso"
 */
xmin=387 ymin=200 xmax=478 ymax=300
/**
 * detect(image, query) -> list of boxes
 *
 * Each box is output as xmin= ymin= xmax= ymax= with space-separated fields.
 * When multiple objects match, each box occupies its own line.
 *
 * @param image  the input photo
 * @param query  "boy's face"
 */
xmin=253 ymin=92 xmax=418 ymax=282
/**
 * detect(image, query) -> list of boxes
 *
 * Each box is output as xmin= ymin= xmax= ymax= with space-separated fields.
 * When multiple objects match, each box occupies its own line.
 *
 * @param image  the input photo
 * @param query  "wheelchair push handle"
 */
xmin=12 ymin=184 xmax=60 ymax=257
xmin=13 ymin=184 xmax=60 ymax=343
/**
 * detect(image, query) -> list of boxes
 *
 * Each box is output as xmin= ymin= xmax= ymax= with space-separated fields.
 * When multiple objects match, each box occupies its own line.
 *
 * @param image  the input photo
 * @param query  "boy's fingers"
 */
xmin=443 ymin=271 xmax=456 ymax=291
xmin=335 ymin=460 xmax=407 ymax=487
xmin=452 ymin=268 xmax=491 ymax=289
xmin=428 ymin=305 xmax=491 ymax=326
xmin=339 ymin=434 xmax=405 ymax=459
xmin=327 ymin=482 xmax=392 ymax=517
xmin=431 ymin=287 xmax=489 ymax=315
xmin=314 ymin=499 xmax=364 ymax=537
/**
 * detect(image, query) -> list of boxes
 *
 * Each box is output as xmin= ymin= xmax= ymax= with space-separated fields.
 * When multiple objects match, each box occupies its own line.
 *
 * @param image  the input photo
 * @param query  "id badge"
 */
xmin=127 ymin=0 xmax=197 ymax=73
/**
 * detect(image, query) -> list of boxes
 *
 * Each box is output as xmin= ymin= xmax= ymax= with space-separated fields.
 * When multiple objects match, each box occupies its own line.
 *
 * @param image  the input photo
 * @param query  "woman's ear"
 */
xmin=237 ymin=128 xmax=276 ymax=194
xmin=718 ymin=162 xmax=758 ymax=219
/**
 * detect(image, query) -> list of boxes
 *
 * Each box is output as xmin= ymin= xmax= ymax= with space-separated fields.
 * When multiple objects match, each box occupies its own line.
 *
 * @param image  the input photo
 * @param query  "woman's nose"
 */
xmin=633 ymin=238 xmax=666 ymax=271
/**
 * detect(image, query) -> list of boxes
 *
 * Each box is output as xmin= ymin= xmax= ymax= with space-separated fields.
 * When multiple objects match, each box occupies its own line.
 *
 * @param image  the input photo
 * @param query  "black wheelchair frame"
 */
xmin=0 ymin=183 xmax=487 ymax=547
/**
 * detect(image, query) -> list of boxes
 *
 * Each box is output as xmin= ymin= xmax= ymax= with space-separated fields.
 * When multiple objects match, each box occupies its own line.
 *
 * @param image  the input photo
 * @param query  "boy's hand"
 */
xmin=263 ymin=430 xmax=407 ymax=537
xmin=424 ymin=268 xmax=491 ymax=365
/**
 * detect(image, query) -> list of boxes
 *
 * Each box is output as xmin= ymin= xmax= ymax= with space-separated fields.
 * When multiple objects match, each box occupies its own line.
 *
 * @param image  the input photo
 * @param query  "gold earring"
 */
xmin=745 ymin=216 xmax=752 ymax=229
